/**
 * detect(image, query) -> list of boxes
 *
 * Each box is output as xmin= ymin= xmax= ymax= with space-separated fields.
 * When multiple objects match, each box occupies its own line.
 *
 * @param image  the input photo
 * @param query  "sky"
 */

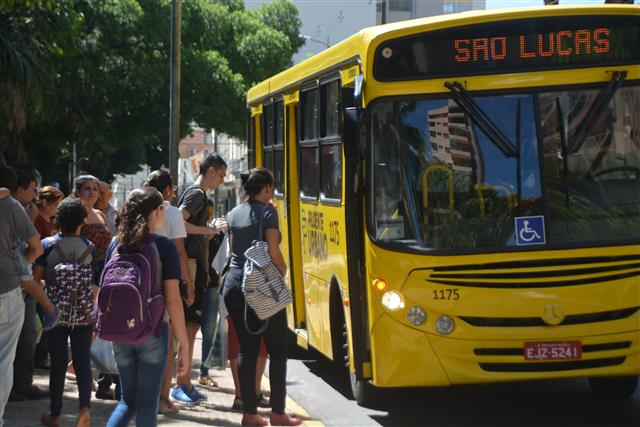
xmin=486 ymin=0 xmax=638 ymax=9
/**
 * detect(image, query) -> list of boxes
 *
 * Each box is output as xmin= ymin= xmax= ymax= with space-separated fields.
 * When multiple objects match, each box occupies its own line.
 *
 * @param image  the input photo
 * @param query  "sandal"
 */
xmin=232 ymin=396 xmax=243 ymax=410
xmin=198 ymin=375 xmax=218 ymax=388
xmin=40 ymin=411 xmax=61 ymax=427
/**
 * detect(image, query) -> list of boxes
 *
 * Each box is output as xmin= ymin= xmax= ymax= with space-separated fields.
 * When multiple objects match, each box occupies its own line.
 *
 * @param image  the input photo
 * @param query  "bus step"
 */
xmin=294 ymin=328 xmax=309 ymax=350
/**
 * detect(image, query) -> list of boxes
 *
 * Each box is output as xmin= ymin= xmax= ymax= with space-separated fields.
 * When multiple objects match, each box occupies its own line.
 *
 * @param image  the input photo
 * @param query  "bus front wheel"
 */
xmin=349 ymin=371 xmax=377 ymax=407
xmin=588 ymin=376 xmax=638 ymax=399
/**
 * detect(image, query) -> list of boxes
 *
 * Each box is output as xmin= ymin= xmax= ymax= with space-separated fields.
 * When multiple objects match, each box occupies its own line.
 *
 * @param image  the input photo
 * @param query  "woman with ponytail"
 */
xmin=223 ymin=168 xmax=301 ymax=427
xmin=104 ymin=187 xmax=189 ymax=427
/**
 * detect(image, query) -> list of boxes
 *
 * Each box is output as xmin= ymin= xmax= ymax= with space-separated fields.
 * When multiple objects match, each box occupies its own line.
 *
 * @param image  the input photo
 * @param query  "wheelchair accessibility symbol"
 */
xmin=515 ymin=216 xmax=545 ymax=246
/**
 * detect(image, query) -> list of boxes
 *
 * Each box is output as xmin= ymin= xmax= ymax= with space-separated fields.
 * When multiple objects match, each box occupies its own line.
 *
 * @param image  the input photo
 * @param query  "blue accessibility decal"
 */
xmin=515 ymin=215 xmax=545 ymax=246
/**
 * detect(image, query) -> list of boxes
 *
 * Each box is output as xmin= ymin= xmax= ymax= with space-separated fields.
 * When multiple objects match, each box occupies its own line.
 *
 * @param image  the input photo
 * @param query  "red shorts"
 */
xmin=227 ymin=317 xmax=268 ymax=360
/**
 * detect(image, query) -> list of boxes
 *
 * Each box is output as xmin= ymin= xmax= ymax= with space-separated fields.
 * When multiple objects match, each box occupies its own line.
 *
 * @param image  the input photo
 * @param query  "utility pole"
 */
xmin=169 ymin=0 xmax=182 ymax=184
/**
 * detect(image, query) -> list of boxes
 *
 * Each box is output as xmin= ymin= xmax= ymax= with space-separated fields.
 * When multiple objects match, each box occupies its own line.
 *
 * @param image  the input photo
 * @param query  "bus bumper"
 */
xmin=370 ymin=313 xmax=640 ymax=388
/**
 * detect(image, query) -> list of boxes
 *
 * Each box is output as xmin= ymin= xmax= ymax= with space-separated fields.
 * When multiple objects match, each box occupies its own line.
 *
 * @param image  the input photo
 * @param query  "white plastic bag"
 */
xmin=90 ymin=337 xmax=118 ymax=374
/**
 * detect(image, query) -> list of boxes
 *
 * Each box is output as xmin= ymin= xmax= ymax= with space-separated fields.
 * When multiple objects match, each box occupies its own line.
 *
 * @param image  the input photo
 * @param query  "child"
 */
xmin=0 ymin=187 xmax=58 ymax=328
xmin=33 ymin=198 xmax=100 ymax=427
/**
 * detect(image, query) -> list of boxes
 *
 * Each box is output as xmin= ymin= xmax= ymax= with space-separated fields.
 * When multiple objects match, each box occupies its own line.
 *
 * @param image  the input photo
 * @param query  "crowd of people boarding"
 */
xmin=0 ymin=154 xmax=301 ymax=427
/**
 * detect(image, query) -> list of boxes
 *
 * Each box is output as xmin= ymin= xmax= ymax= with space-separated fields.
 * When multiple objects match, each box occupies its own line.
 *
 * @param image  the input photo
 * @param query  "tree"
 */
xmin=0 ymin=0 xmax=302 ymax=185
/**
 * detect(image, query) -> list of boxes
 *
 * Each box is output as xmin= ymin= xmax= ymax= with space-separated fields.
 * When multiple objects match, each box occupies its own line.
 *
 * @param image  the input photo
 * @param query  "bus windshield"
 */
xmin=370 ymin=84 xmax=640 ymax=252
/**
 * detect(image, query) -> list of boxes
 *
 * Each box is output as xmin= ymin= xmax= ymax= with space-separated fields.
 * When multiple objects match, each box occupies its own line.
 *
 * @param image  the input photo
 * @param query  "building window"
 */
xmin=389 ymin=0 xmax=412 ymax=12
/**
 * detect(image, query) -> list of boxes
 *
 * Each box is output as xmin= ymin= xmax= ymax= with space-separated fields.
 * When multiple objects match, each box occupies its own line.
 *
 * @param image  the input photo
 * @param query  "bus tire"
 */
xmin=588 ymin=376 xmax=638 ymax=399
xmin=330 ymin=285 xmax=348 ymax=369
xmin=350 ymin=371 xmax=377 ymax=407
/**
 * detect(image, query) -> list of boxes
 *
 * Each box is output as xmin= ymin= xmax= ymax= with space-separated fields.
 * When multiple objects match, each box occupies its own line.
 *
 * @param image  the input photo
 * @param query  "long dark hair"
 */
xmin=145 ymin=169 xmax=172 ymax=194
xmin=116 ymin=186 xmax=164 ymax=249
xmin=240 ymin=167 xmax=274 ymax=198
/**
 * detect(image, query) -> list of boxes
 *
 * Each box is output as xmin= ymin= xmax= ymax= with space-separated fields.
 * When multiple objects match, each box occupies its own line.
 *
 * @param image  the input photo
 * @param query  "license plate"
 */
xmin=524 ymin=341 xmax=582 ymax=361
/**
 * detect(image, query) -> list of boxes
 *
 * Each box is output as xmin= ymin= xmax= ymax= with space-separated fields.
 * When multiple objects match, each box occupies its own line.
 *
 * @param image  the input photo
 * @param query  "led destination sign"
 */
xmin=374 ymin=15 xmax=639 ymax=81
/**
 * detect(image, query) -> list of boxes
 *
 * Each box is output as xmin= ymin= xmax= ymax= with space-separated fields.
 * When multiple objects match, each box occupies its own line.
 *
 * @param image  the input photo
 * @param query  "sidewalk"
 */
xmin=3 ymin=335 xmax=318 ymax=426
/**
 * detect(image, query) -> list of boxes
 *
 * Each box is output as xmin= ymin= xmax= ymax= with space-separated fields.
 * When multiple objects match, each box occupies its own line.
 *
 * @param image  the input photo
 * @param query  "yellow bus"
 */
xmin=246 ymin=4 xmax=640 ymax=404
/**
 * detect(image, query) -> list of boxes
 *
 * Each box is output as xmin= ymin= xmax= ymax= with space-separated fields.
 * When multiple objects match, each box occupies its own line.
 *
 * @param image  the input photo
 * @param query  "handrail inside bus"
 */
xmin=445 ymin=81 xmax=518 ymax=158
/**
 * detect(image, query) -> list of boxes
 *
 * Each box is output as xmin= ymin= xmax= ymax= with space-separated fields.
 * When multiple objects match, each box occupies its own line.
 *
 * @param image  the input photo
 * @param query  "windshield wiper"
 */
xmin=445 ymin=81 xmax=518 ymax=157
xmin=569 ymin=70 xmax=627 ymax=154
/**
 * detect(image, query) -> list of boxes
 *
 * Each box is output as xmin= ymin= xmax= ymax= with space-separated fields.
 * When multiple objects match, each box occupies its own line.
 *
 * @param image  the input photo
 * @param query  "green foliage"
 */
xmin=0 ymin=0 xmax=302 ymax=184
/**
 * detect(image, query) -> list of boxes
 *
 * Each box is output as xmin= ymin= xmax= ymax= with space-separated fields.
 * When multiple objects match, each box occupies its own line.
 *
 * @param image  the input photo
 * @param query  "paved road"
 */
xmin=285 ymin=350 xmax=640 ymax=427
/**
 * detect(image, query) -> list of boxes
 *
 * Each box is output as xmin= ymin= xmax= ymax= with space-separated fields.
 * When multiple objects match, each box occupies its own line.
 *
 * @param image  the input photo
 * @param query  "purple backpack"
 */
xmin=50 ymin=243 xmax=95 ymax=327
xmin=95 ymin=235 xmax=164 ymax=344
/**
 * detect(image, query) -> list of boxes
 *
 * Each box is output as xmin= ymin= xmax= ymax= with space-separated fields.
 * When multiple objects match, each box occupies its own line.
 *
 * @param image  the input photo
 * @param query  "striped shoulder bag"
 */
xmin=242 ymin=205 xmax=292 ymax=330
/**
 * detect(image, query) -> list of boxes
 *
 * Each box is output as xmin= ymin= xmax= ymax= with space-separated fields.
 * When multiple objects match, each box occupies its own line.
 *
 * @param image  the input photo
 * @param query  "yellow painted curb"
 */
xmin=260 ymin=376 xmax=325 ymax=427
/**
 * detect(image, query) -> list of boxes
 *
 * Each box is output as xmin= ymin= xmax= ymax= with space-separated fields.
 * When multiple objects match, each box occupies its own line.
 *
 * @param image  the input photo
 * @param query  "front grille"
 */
xmin=427 ymin=254 xmax=640 ymax=289
xmin=479 ymin=357 xmax=626 ymax=372
xmin=459 ymin=307 xmax=639 ymax=327
xmin=474 ymin=341 xmax=631 ymax=356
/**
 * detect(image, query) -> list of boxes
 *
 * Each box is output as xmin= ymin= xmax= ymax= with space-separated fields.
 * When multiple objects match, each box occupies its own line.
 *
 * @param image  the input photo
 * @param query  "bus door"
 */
xmin=262 ymin=96 xmax=305 ymax=333
xmin=297 ymin=84 xmax=323 ymax=350
xmin=282 ymin=92 xmax=306 ymax=332
xmin=297 ymin=77 xmax=349 ymax=359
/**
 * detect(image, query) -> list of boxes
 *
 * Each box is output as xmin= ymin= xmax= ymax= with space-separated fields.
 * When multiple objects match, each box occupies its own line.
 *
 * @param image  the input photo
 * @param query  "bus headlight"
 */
xmin=435 ymin=315 xmax=455 ymax=335
xmin=407 ymin=306 xmax=426 ymax=326
xmin=381 ymin=291 xmax=405 ymax=311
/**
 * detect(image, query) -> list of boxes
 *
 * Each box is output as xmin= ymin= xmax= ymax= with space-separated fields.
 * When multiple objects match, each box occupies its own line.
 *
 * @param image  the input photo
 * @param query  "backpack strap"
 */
xmin=77 ymin=243 xmax=94 ymax=263
xmin=53 ymin=244 xmax=69 ymax=263
xmin=144 ymin=233 xmax=163 ymax=296
xmin=54 ymin=241 xmax=94 ymax=263
xmin=257 ymin=205 xmax=266 ymax=242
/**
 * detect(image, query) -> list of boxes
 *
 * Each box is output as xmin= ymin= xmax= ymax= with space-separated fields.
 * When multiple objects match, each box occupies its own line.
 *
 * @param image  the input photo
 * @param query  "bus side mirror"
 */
xmin=343 ymin=106 xmax=364 ymax=157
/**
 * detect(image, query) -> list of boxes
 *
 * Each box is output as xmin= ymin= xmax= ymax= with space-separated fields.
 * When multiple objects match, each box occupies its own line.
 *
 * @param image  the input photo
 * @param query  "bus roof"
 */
xmin=246 ymin=4 xmax=638 ymax=105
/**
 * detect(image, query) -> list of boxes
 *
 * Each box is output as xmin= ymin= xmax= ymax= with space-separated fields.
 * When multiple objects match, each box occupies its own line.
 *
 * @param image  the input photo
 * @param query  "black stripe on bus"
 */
xmin=432 ymin=255 xmax=640 ymax=272
xmin=428 ymin=270 xmax=640 ymax=289
xmin=430 ymin=263 xmax=640 ymax=280
xmin=460 ymin=307 xmax=639 ymax=327
xmin=479 ymin=357 xmax=625 ymax=372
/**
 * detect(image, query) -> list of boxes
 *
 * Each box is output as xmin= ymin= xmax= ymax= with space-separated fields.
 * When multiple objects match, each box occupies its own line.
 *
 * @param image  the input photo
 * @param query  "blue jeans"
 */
xmin=106 ymin=323 xmax=168 ymax=427
xmin=13 ymin=293 xmax=37 ymax=392
xmin=200 ymin=286 xmax=219 ymax=377
xmin=0 ymin=287 xmax=25 ymax=427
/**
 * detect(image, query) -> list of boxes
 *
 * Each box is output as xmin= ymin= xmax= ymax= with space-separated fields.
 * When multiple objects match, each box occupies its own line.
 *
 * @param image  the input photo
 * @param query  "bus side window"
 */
xmin=274 ymin=99 xmax=285 ymax=196
xmin=300 ymin=87 xmax=319 ymax=199
xmin=320 ymin=79 xmax=342 ymax=202
xmin=263 ymin=102 xmax=275 ymax=172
